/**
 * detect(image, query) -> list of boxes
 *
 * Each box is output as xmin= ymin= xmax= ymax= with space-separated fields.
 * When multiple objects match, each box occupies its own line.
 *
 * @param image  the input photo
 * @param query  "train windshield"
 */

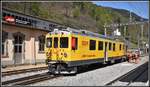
xmin=54 ymin=37 xmax=58 ymax=48
xmin=46 ymin=38 xmax=52 ymax=48
xmin=60 ymin=37 xmax=68 ymax=48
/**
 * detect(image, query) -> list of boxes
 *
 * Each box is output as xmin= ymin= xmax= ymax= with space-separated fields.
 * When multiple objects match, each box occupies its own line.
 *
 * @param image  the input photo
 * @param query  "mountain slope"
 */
xmin=2 ymin=2 xmax=149 ymax=46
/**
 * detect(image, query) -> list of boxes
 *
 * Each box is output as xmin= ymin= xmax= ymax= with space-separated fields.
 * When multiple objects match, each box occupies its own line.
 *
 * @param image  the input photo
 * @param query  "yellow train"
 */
xmin=45 ymin=27 xmax=127 ymax=74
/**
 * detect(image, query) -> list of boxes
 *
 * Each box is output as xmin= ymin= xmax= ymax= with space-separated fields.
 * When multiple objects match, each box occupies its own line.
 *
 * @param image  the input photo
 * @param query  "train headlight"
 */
xmin=46 ymin=52 xmax=51 ymax=57
xmin=64 ymin=53 xmax=67 ymax=58
xmin=46 ymin=52 xmax=49 ymax=56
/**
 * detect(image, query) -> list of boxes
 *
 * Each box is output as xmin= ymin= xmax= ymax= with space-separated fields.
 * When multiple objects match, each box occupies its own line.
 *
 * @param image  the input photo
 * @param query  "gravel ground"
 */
xmin=29 ymin=56 xmax=148 ymax=86
xmin=111 ymin=80 xmax=148 ymax=86
xmin=2 ymin=70 xmax=48 ymax=82
xmin=129 ymin=82 xmax=148 ymax=86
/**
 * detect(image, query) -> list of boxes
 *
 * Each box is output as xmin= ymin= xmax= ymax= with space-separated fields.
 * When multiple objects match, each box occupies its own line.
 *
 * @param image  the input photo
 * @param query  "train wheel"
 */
xmin=48 ymin=64 xmax=56 ymax=74
xmin=120 ymin=58 xmax=124 ymax=62
xmin=56 ymin=64 xmax=61 ymax=74
xmin=124 ymin=57 xmax=127 ymax=62
xmin=110 ymin=60 xmax=115 ymax=64
xmin=67 ymin=67 xmax=77 ymax=74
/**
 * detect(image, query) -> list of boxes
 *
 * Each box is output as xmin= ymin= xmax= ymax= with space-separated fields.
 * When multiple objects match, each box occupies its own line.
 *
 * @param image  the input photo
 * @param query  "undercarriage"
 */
xmin=48 ymin=61 xmax=77 ymax=75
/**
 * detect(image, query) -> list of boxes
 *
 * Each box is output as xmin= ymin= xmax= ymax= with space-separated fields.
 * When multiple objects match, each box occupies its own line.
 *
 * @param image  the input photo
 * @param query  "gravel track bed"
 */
xmin=2 ymin=70 xmax=48 ymax=82
xmin=29 ymin=56 xmax=148 ymax=86
xmin=110 ymin=62 xmax=148 ymax=86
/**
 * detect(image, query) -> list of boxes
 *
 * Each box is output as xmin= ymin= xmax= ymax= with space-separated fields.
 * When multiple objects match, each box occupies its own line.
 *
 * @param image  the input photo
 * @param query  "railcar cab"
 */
xmin=45 ymin=28 xmax=70 ymax=61
xmin=45 ymin=27 xmax=78 ymax=74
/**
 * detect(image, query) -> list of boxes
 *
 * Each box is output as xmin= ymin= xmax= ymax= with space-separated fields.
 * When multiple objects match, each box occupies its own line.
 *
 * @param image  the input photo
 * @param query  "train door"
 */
xmin=13 ymin=32 xmax=25 ymax=65
xmin=104 ymin=42 xmax=108 ymax=62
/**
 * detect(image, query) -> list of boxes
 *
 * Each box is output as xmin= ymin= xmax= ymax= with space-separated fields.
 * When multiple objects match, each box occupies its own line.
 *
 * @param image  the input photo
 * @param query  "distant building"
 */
xmin=1 ymin=8 xmax=63 ymax=66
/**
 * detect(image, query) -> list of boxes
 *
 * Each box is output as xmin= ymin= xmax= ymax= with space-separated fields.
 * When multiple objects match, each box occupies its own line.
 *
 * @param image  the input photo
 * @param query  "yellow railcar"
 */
xmin=45 ymin=27 xmax=127 ymax=74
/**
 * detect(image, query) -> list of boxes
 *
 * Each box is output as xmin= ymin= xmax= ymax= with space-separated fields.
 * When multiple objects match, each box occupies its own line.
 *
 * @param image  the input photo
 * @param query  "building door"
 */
xmin=13 ymin=32 xmax=25 ymax=65
xmin=104 ymin=42 xmax=108 ymax=62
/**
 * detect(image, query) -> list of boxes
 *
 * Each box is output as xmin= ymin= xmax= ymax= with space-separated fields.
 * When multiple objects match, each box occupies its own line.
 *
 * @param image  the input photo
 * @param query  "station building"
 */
xmin=1 ymin=8 xmax=63 ymax=66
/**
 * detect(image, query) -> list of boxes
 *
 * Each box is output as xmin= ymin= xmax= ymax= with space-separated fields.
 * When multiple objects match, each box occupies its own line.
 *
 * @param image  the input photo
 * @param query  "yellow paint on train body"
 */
xmin=45 ymin=30 xmax=126 ymax=63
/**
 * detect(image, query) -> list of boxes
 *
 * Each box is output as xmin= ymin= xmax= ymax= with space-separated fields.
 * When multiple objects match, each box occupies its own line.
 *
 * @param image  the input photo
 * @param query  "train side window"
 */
xmin=25 ymin=18 xmax=27 ymax=21
xmin=109 ymin=42 xmax=112 ymax=50
xmin=16 ymin=16 xmax=18 ymax=19
xmin=113 ymin=43 xmax=115 ymax=51
xmin=98 ymin=41 xmax=103 ymax=50
xmin=72 ymin=37 xmax=78 ymax=50
xmin=126 ymin=45 xmax=128 ymax=51
xmin=54 ymin=37 xmax=58 ymax=48
xmin=7 ymin=13 xmax=10 ymax=16
xmin=11 ymin=15 xmax=15 ymax=18
xmin=18 ymin=16 xmax=21 ymax=20
xmin=120 ymin=44 xmax=121 ymax=50
xmin=89 ymin=40 xmax=96 ymax=50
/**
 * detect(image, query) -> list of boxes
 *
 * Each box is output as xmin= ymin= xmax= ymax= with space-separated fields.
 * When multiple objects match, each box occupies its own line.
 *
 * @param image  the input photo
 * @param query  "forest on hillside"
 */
xmin=2 ymin=2 xmax=149 ymax=47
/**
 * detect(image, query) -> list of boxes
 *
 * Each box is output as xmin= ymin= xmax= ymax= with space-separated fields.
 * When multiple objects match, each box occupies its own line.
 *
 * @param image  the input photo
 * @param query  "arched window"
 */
xmin=13 ymin=32 xmax=25 ymax=53
xmin=38 ymin=35 xmax=45 ymax=52
xmin=2 ymin=31 xmax=8 ymax=56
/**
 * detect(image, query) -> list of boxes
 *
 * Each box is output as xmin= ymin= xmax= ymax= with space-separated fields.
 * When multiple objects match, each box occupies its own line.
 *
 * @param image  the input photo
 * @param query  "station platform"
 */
xmin=1 ymin=63 xmax=47 ymax=73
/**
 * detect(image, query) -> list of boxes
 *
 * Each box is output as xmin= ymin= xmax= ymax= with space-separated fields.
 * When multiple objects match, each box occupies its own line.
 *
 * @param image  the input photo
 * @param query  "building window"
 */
xmin=2 ymin=31 xmax=8 ymax=56
xmin=38 ymin=35 xmax=45 ymax=52
xmin=113 ymin=43 xmax=115 ymax=51
xmin=14 ymin=35 xmax=23 ymax=53
xmin=98 ymin=41 xmax=103 ymax=50
xmin=89 ymin=40 xmax=96 ymax=50
xmin=13 ymin=32 xmax=25 ymax=53
xmin=109 ymin=42 xmax=112 ymax=50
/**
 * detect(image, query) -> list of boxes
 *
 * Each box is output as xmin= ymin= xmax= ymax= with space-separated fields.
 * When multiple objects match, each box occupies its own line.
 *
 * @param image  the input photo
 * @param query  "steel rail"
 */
xmin=2 ymin=66 xmax=47 ymax=76
xmin=2 ymin=72 xmax=61 ymax=86
xmin=105 ymin=62 xmax=148 ymax=86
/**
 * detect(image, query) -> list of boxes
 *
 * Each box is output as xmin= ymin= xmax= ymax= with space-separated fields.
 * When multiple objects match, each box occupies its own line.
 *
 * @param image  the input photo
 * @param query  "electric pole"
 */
xmin=129 ymin=11 xmax=132 ymax=22
xmin=141 ymin=21 xmax=144 ymax=54
xmin=104 ymin=23 xmax=107 ymax=36
xmin=124 ymin=26 xmax=126 ymax=37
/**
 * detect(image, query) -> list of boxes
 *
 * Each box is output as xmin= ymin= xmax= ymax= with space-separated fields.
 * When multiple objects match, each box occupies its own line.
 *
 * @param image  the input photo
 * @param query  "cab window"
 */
xmin=54 ymin=37 xmax=58 ymax=48
xmin=60 ymin=37 xmax=68 ymax=48
xmin=46 ymin=38 xmax=52 ymax=48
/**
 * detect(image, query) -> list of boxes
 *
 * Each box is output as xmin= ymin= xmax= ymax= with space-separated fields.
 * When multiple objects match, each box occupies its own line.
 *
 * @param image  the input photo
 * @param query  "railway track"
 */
xmin=105 ymin=62 xmax=148 ymax=86
xmin=2 ymin=72 xmax=61 ymax=85
xmin=2 ymin=66 xmax=47 ymax=76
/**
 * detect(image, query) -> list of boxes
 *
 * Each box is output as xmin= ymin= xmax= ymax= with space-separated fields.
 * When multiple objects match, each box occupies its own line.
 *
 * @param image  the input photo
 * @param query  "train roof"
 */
xmin=49 ymin=27 xmax=124 ymax=43
xmin=66 ymin=27 xmax=116 ymax=40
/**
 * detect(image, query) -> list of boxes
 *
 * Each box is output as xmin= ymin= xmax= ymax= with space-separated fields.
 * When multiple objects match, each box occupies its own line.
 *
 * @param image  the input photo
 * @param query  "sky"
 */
xmin=92 ymin=1 xmax=149 ymax=19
